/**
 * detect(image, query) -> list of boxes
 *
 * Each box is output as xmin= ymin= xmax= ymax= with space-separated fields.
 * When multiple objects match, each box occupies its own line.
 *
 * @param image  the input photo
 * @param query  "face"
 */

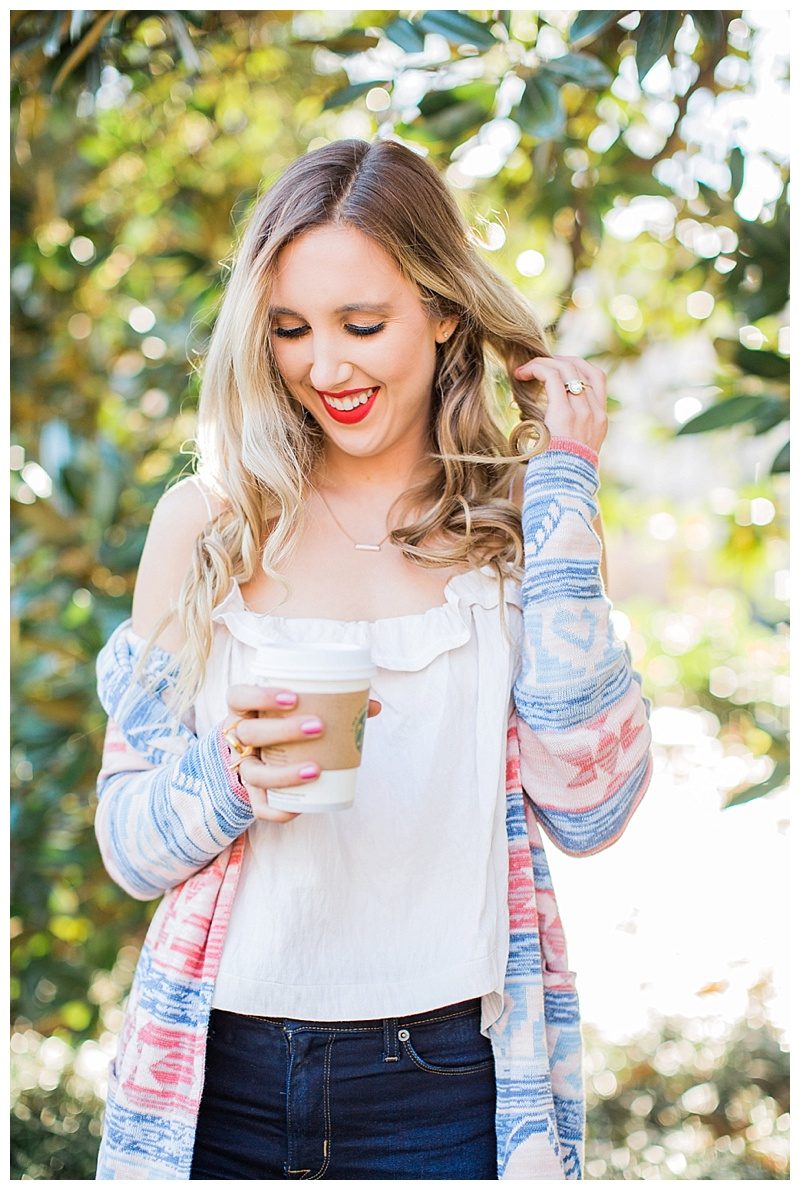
xmin=268 ymin=225 xmax=457 ymax=470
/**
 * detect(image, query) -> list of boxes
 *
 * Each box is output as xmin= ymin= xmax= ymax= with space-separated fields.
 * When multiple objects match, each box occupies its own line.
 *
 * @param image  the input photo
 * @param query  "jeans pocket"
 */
xmin=399 ymin=1009 xmax=494 ymax=1077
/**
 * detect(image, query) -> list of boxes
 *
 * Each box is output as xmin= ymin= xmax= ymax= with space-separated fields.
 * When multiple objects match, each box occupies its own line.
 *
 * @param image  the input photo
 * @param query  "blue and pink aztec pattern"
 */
xmin=96 ymin=627 xmax=252 ymax=900
xmin=93 ymin=437 xmax=652 ymax=1180
xmin=514 ymin=438 xmax=653 ymax=859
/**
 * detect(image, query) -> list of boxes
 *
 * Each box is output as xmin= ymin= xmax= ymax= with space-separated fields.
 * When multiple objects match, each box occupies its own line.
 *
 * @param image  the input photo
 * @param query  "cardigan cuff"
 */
xmin=546 ymin=436 xmax=600 ymax=469
xmin=217 ymin=724 xmax=254 ymax=803
xmin=526 ymin=439 xmax=600 ymax=503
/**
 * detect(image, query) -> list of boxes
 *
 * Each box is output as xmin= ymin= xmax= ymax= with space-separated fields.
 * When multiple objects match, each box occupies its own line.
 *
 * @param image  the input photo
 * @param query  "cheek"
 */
xmin=382 ymin=329 xmax=437 ymax=383
xmin=271 ymin=342 xmax=299 ymax=380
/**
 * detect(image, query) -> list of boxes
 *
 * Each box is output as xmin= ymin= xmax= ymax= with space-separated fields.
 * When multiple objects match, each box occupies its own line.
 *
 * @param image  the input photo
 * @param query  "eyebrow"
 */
xmin=268 ymin=302 xmax=393 ymax=317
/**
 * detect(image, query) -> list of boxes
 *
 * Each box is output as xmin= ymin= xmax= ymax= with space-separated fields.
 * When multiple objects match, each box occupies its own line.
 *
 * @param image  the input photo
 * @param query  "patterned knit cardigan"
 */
xmin=93 ymin=438 xmax=653 ymax=1180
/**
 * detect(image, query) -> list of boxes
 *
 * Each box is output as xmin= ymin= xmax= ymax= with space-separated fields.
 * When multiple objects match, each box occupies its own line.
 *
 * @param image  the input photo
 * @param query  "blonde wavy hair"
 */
xmin=143 ymin=137 xmax=554 ymax=718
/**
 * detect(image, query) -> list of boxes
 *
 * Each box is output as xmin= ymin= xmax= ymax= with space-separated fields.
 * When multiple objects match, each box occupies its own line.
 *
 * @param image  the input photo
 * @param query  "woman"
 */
xmin=94 ymin=137 xmax=652 ymax=1180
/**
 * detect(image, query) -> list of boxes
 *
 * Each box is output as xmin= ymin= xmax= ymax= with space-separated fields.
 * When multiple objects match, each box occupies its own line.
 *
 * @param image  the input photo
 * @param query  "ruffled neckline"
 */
xmin=211 ymin=567 xmax=521 ymax=673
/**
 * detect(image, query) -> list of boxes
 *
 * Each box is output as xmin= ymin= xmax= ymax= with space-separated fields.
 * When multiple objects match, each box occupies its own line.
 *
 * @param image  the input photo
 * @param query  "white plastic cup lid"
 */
xmin=252 ymin=641 xmax=375 ymax=682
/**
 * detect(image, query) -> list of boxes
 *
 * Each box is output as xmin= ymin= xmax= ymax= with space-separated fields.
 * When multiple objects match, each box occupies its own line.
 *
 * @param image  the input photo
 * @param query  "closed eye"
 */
xmin=272 ymin=326 xmax=306 ymax=340
xmin=273 ymin=323 xmax=386 ymax=339
xmin=347 ymin=323 xmax=385 ymax=337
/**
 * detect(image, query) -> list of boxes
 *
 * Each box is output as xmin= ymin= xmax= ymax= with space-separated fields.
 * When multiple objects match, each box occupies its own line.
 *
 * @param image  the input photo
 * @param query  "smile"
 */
xmin=317 ymin=386 xmax=380 ymax=424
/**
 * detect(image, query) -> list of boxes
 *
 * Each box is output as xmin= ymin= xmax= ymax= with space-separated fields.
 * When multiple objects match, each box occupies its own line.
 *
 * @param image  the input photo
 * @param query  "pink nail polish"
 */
xmin=299 ymin=765 xmax=319 ymax=781
xmin=275 ymin=691 xmax=297 ymax=708
xmin=301 ymin=718 xmax=324 ymax=735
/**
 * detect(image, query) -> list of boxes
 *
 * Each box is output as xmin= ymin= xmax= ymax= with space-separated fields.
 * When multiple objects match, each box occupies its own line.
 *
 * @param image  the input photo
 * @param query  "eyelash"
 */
xmin=273 ymin=323 xmax=385 ymax=340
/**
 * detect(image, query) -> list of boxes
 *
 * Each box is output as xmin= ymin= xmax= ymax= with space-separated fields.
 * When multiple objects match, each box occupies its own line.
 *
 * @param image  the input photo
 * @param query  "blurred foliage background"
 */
xmin=11 ymin=8 xmax=789 ymax=1180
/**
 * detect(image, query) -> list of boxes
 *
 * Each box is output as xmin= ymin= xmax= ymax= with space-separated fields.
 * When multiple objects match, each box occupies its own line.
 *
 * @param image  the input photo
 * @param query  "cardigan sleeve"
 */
xmin=513 ymin=436 xmax=653 ymax=856
xmin=94 ymin=622 xmax=255 ymax=900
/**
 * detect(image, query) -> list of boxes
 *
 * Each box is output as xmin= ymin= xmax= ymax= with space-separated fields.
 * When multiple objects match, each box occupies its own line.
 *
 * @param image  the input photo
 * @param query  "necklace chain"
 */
xmin=316 ymin=488 xmax=393 ymax=552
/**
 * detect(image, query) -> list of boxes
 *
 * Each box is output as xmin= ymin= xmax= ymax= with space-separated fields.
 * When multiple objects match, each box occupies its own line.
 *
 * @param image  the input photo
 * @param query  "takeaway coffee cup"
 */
xmin=251 ymin=642 xmax=376 ymax=813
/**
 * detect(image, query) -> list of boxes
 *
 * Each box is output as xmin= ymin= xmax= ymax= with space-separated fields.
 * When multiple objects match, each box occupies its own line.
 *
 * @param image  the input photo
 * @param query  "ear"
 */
xmin=435 ymin=317 xmax=459 ymax=344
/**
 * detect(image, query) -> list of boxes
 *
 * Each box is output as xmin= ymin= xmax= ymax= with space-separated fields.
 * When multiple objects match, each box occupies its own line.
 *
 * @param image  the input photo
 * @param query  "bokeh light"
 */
xmin=69 ymin=236 xmax=95 ymax=264
xmin=515 ymin=250 xmax=545 ymax=277
xmin=687 ymin=290 xmax=715 ymax=319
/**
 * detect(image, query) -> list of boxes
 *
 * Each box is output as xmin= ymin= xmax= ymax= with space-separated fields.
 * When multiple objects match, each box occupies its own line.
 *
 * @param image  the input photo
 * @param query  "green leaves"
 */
xmin=405 ymin=81 xmax=496 ymax=142
xmin=770 ymin=442 xmax=789 ymax=474
xmin=384 ymin=17 xmax=426 ymax=54
xmin=414 ymin=10 xmax=498 ymax=50
xmin=676 ymin=387 xmax=789 ymax=473
xmin=418 ymin=80 xmax=495 ymax=116
xmin=541 ymin=52 xmax=613 ymax=90
xmin=585 ymin=1006 xmax=789 ymax=1176
xmin=632 ymin=10 xmax=682 ymax=82
xmin=735 ymin=344 xmax=789 ymax=380
xmin=567 ymin=11 xmax=621 ymax=48
xmin=676 ymin=395 xmax=787 ymax=436
xmin=294 ymin=28 xmax=380 ymax=55
xmin=515 ymin=74 xmax=565 ymax=139
xmin=750 ymin=400 xmax=791 ymax=436
xmin=730 ymin=195 xmax=790 ymax=321
xmin=323 ymin=79 xmax=390 ymax=111
xmin=729 ymin=146 xmax=745 ymax=198
xmin=677 ymin=335 xmax=789 ymax=477
xmin=690 ymin=10 xmax=726 ymax=47
xmin=723 ymin=760 xmax=790 ymax=808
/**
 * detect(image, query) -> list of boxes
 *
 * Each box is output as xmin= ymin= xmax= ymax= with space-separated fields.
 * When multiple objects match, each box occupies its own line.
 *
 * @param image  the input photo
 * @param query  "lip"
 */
xmin=316 ymin=386 xmax=380 ymax=426
xmin=316 ymin=387 xmax=374 ymax=398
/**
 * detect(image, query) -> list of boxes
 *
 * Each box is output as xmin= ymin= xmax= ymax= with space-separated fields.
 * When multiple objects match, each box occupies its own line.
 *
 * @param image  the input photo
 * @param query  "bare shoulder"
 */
xmin=131 ymin=476 xmax=227 ymax=649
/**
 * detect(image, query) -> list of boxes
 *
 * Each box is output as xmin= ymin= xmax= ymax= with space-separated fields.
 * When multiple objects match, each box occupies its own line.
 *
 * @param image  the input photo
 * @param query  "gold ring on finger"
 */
xmin=223 ymin=717 xmax=257 ymax=771
xmin=565 ymin=378 xmax=587 ymax=395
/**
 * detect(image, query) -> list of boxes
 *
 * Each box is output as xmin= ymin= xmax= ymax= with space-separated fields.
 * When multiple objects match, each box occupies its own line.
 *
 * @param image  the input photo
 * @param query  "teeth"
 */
xmin=323 ymin=388 xmax=376 ymax=412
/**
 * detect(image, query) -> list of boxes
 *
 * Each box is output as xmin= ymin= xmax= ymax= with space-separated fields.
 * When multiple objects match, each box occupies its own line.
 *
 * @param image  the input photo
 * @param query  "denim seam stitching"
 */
xmin=306 ymin=1035 xmax=333 ymax=1180
xmin=401 ymin=1039 xmax=495 ymax=1078
xmin=383 ymin=1016 xmax=399 ymax=1062
xmin=404 ymin=1006 xmax=480 ymax=1027
xmin=239 ymin=1003 xmax=480 ymax=1033
xmin=285 ymin=1031 xmax=311 ymax=1177
xmin=279 ymin=1006 xmax=479 ymax=1036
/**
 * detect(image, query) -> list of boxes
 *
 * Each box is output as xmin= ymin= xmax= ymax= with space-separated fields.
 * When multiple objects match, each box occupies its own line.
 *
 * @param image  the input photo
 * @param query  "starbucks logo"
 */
xmin=353 ymin=705 xmax=367 ymax=752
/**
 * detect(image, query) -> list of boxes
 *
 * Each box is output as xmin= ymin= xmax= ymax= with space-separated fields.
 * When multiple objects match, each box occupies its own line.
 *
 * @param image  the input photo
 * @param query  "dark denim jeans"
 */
xmin=190 ymin=998 xmax=497 ymax=1180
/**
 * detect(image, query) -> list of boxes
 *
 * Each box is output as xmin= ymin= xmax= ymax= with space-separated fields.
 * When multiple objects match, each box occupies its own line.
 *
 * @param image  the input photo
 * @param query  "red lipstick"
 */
xmin=315 ymin=385 xmax=380 ymax=425
xmin=316 ymin=387 xmax=374 ymax=397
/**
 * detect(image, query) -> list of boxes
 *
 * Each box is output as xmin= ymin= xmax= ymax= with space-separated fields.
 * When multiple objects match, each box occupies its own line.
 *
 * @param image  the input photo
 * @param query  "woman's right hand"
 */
xmin=224 ymin=685 xmax=381 ymax=823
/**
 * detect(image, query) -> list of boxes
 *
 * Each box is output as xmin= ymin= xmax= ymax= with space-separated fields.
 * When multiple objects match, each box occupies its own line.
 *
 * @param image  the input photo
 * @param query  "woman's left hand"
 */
xmin=514 ymin=354 xmax=608 ymax=455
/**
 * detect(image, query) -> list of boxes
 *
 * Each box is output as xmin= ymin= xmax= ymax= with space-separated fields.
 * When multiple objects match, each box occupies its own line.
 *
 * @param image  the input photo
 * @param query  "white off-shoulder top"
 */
xmin=192 ymin=568 xmax=523 ymax=1027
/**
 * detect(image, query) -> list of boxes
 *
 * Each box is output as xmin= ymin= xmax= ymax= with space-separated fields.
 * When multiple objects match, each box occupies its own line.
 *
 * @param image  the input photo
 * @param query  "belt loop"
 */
xmin=382 ymin=1016 xmax=399 ymax=1062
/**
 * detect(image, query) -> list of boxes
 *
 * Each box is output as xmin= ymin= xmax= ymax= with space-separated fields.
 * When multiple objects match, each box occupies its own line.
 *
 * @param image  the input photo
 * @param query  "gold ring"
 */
xmin=223 ymin=717 xmax=257 ymax=771
xmin=565 ymin=378 xmax=587 ymax=395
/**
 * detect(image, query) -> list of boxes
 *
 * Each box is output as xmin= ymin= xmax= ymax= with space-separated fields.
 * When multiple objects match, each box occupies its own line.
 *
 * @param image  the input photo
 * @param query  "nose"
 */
xmin=308 ymin=335 xmax=353 ymax=392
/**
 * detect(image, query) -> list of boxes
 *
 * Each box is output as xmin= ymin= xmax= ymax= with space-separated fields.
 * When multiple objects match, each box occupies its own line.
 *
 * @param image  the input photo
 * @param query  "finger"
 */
xmin=227 ymin=684 xmax=298 ymax=716
xmin=534 ymin=358 xmax=605 ymax=436
xmin=559 ymin=366 xmax=607 ymax=435
xmin=558 ymin=355 xmax=608 ymax=413
xmin=244 ymin=781 xmax=300 ymax=823
xmin=566 ymin=377 xmax=607 ymax=442
xmin=523 ymin=354 xmax=604 ymax=395
xmin=521 ymin=360 xmax=593 ymax=439
xmin=238 ymin=755 xmax=321 ymax=791
xmin=235 ymin=712 xmax=325 ymax=748
xmin=513 ymin=353 xmax=550 ymax=381
xmin=234 ymin=698 xmax=381 ymax=745
xmin=515 ymin=355 xmax=590 ymax=394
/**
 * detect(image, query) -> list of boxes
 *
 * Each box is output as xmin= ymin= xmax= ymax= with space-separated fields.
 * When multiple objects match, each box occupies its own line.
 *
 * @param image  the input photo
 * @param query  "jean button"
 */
xmin=398 ymin=1028 xmax=410 ymax=1041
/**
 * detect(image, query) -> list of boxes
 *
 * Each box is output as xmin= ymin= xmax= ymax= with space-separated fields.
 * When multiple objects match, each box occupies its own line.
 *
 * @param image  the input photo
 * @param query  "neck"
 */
xmin=316 ymin=442 xmax=435 ymax=499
